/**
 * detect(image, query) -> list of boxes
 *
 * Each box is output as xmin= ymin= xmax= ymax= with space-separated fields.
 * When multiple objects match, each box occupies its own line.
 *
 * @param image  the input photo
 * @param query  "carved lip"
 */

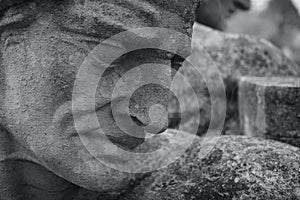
xmin=67 ymin=93 xmax=168 ymax=150
xmin=67 ymin=104 xmax=148 ymax=150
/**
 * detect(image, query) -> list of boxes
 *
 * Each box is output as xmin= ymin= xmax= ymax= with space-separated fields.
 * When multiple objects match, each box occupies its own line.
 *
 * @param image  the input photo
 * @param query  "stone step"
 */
xmin=238 ymin=76 xmax=300 ymax=147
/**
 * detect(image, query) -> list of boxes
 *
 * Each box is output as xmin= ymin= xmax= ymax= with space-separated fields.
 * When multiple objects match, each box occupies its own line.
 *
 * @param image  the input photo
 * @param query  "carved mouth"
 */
xmin=131 ymin=115 xmax=147 ymax=127
xmin=106 ymin=134 xmax=145 ymax=150
xmin=69 ymin=103 xmax=149 ymax=150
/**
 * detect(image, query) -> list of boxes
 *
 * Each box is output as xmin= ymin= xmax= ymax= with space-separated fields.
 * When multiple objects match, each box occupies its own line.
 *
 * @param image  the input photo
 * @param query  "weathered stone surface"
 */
xmin=0 ymin=0 xmax=204 ymax=199
xmin=1 ymin=0 xmax=300 ymax=200
xmin=239 ymin=76 xmax=300 ymax=147
xmin=169 ymin=24 xmax=300 ymax=136
xmin=116 ymin=134 xmax=300 ymax=200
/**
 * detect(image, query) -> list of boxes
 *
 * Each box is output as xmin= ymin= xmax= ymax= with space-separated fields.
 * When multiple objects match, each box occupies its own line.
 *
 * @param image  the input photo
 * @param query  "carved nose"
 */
xmin=132 ymin=104 xmax=169 ymax=135
xmin=234 ymin=0 xmax=251 ymax=10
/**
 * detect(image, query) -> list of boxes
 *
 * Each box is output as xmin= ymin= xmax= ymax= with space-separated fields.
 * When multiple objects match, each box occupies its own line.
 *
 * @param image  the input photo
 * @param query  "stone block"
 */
xmin=239 ymin=76 xmax=300 ymax=146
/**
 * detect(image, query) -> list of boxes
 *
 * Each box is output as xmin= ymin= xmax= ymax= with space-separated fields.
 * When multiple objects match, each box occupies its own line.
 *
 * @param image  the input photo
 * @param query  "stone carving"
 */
xmin=0 ymin=0 xmax=199 ymax=199
xmin=0 ymin=0 xmax=300 ymax=200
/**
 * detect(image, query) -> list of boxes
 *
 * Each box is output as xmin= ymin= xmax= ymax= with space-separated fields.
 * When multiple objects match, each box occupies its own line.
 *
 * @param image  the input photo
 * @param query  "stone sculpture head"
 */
xmin=0 ymin=0 xmax=250 ymax=196
xmin=0 ymin=0 xmax=202 ymax=194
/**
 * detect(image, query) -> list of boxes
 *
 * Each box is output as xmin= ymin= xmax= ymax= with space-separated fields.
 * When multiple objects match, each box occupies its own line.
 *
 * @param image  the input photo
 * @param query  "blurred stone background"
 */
xmin=227 ymin=0 xmax=300 ymax=67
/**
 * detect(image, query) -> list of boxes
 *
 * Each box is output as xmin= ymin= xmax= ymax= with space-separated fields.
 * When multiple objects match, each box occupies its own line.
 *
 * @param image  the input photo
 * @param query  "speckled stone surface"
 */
xmin=1 ymin=1 xmax=300 ymax=200
xmin=98 ymin=134 xmax=300 ymax=200
xmin=0 ymin=0 xmax=202 ymax=199
xmin=169 ymin=25 xmax=300 ymax=136
xmin=239 ymin=76 xmax=300 ymax=147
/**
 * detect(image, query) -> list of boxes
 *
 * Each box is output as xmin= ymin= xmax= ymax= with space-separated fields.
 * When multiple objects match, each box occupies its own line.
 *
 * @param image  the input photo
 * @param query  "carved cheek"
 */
xmin=0 ymin=26 xmax=91 ymax=142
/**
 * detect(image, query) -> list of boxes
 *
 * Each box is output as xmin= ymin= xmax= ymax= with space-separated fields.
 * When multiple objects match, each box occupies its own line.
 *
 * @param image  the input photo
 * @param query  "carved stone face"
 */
xmin=0 ymin=0 xmax=199 ymax=193
xmin=195 ymin=0 xmax=251 ymax=30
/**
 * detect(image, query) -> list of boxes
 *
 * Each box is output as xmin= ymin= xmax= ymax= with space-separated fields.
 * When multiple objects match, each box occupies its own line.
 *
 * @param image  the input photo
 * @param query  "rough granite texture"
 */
xmin=1 ymin=0 xmax=300 ymax=200
xmin=239 ymin=76 xmax=300 ymax=147
xmin=169 ymin=24 xmax=300 ymax=136
xmin=0 ymin=0 xmax=202 ymax=199
xmin=94 ymin=134 xmax=300 ymax=200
